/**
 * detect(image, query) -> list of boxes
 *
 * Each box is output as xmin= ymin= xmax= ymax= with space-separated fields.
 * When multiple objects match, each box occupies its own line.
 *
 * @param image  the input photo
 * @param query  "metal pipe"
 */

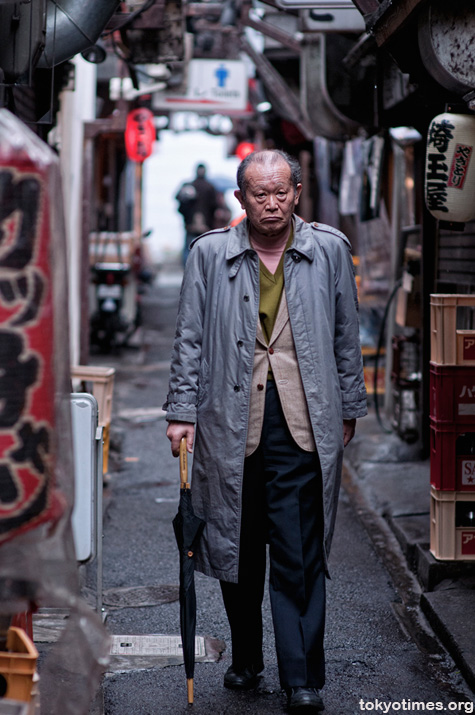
xmin=37 ymin=0 xmax=120 ymax=68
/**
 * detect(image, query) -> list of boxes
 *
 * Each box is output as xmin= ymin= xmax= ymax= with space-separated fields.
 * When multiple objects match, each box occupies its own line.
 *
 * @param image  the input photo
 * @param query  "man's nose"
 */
xmin=266 ymin=194 xmax=278 ymax=210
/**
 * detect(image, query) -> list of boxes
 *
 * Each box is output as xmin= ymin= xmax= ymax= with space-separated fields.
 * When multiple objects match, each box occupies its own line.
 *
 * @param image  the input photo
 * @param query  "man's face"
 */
xmin=234 ymin=159 xmax=302 ymax=241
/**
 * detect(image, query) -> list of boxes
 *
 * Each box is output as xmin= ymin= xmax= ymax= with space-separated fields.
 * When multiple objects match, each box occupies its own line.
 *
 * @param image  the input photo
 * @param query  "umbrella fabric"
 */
xmin=173 ymin=487 xmax=205 ymax=686
xmin=209 ymin=175 xmax=237 ymax=193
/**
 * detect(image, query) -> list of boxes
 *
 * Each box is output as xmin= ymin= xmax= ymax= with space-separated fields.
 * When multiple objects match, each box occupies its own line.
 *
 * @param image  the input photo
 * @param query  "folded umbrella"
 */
xmin=172 ymin=437 xmax=205 ymax=704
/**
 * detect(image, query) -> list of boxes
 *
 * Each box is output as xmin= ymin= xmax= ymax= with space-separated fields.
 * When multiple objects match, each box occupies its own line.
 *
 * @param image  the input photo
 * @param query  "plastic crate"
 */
xmin=430 ymin=487 xmax=475 ymax=561
xmin=429 ymin=419 xmax=475 ymax=491
xmin=0 ymin=628 xmax=38 ymax=703
xmin=430 ymin=362 xmax=475 ymax=423
xmin=430 ymin=294 xmax=475 ymax=365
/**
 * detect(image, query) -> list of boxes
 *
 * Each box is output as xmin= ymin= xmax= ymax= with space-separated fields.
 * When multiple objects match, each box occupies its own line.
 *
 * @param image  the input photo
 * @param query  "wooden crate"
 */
xmin=430 ymin=487 xmax=475 ymax=561
xmin=89 ymin=231 xmax=138 ymax=266
xmin=71 ymin=366 xmax=115 ymax=474
xmin=71 ymin=366 xmax=115 ymax=426
xmin=430 ymin=294 xmax=475 ymax=365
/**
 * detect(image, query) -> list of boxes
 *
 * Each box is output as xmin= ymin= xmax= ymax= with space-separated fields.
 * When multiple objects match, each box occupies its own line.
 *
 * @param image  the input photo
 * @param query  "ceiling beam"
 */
xmin=364 ymin=0 xmax=426 ymax=47
xmin=241 ymin=9 xmax=302 ymax=54
xmin=350 ymin=0 xmax=379 ymax=13
xmin=185 ymin=3 xmax=222 ymax=15
xmin=241 ymin=38 xmax=315 ymax=141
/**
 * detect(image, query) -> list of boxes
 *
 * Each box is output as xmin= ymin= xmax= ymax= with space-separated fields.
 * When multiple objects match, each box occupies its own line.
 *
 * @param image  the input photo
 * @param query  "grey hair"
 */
xmin=236 ymin=149 xmax=302 ymax=197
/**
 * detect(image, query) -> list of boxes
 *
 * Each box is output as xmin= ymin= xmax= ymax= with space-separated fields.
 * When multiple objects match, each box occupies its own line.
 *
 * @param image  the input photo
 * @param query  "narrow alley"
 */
xmin=88 ymin=265 xmax=473 ymax=715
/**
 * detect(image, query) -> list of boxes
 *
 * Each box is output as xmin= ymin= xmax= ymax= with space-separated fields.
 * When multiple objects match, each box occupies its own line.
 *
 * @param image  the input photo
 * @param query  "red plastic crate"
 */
xmin=430 ymin=362 xmax=475 ymax=423
xmin=430 ymin=419 xmax=475 ymax=491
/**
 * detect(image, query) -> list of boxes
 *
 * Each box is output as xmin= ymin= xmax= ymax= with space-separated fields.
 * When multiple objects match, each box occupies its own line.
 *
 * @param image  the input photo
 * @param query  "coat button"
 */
xmin=292 ymin=252 xmax=301 ymax=262
xmin=234 ymin=385 xmax=240 ymax=392
xmin=243 ymin=295 xmax=250 ymax=302
xmin=268 ymin=347 xmax=274 ymax=354
xmin=257 ymin=384 xmax=264 ymax=391
xmin=237 ymin=340 xmax=243 ymax=347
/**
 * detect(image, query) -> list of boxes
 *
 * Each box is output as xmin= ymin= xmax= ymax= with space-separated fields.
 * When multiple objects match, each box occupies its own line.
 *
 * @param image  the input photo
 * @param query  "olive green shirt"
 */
xmin=259 ymin=229 xmax=294 ymax=343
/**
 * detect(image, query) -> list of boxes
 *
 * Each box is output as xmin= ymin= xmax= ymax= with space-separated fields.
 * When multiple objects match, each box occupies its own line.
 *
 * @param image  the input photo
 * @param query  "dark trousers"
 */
xmin=220 ymin=381 xmax=326 ymax=690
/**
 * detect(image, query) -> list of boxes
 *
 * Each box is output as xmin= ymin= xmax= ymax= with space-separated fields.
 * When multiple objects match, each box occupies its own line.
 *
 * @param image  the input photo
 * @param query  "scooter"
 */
xmin=89 ymin=229 xmax=154 ymax=353
xmin=90 ymin=261 xmax=132 ymax=352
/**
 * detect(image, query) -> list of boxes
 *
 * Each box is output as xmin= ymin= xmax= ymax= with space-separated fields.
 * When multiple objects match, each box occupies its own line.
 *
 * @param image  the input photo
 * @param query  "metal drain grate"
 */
xmin=102 ymin=585 xmax=179 ymax=608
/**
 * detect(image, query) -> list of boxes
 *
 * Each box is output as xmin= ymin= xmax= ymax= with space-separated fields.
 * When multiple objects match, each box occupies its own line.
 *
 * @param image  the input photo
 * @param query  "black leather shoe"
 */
xmin=287 ymin=687 xmax=325 ymax=711
xmin=223 ymin=665 xmax=262 ymax=690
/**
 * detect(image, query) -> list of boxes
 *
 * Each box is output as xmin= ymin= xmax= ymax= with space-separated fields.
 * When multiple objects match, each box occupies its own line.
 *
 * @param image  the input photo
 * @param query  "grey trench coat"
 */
xmin=164 ymin=215 xmax=367 ymax=583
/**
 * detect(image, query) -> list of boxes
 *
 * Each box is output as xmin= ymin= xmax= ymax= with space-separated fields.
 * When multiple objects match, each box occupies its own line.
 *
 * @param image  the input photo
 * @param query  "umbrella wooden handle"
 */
xmin=179 ymin=437 xmax=190 ymax=489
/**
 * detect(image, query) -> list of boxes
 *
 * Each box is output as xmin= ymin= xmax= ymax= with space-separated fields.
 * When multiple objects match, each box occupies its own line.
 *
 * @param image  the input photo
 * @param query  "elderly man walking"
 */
xmin=164 ymin=149 xmax=367 ymax=712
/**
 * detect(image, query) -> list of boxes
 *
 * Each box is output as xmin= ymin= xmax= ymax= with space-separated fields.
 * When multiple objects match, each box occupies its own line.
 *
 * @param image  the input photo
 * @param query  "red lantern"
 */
xmin=125 ymin=108 xmax=155 ymax=163
xmin=235 ymin=141 xmax=255 ymax=160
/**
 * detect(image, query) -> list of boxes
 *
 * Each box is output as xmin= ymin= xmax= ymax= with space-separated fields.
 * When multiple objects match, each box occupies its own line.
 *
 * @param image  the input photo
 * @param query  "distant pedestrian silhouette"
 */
xmin=175 ymin=163 xmax=218 ymax=264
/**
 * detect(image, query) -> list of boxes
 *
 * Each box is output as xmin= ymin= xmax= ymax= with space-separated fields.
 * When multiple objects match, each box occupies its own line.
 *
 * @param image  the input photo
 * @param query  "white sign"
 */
xmin=152 ymin=59 xmax=248 ymax=113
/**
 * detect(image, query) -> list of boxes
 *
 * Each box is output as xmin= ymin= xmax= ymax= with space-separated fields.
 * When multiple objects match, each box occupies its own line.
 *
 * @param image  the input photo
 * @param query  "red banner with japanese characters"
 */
xmin=0 ymin=155 xmax=63 ymax=542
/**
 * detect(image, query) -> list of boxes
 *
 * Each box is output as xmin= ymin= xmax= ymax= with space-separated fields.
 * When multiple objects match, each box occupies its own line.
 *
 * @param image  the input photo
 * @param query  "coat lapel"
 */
xmin=269 ymin=290 xmax=289 ymax=345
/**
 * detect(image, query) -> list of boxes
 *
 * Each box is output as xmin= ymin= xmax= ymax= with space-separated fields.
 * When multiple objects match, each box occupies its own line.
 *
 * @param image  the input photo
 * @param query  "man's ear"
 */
xmin=234 ymin=189 xmax=245 ymax=210
xmin=294 ymin=183 xmax=303 ymax=205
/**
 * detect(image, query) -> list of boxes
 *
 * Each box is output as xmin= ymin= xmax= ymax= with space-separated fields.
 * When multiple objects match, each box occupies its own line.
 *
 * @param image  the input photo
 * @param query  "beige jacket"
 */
xmin=245 ymin=290 xmax=316 ymax=456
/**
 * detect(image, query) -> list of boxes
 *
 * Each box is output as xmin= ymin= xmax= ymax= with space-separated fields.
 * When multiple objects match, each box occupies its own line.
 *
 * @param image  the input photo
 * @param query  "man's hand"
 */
xmin=343 ymin=418 xmax=356 ymax=447
xmin=166 ymin=421 xmax=195 ymax=457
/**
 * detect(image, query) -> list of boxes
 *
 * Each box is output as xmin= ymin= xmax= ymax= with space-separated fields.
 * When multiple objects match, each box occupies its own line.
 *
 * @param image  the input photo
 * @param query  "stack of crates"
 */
xmin=430 ymin=294 xmax=475 ymax=560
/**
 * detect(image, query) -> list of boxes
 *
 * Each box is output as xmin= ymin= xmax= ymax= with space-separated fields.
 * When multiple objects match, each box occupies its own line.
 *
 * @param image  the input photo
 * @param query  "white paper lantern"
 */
xmin=425 ymin=112 xmax=475 ymax=228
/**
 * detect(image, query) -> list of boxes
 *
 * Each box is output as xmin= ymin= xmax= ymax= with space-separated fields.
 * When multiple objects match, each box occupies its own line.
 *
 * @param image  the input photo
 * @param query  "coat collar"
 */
xmin=226 ymin=215 xmax=315 ymax=277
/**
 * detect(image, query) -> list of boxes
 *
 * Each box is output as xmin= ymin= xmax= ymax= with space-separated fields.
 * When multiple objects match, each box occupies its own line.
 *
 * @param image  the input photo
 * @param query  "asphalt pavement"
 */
xmin=344 ymin=410 xmax=475 ymax=696
xmin=84 ymin=264 xmax=474 ymax=714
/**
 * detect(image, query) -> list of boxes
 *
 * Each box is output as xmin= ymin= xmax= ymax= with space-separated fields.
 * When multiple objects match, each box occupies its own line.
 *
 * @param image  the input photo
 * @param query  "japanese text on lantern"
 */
xmin=448 ymin=143 xmax=473 ymax=189
xmin=426 ymin=118 xmax=455 ymax=213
